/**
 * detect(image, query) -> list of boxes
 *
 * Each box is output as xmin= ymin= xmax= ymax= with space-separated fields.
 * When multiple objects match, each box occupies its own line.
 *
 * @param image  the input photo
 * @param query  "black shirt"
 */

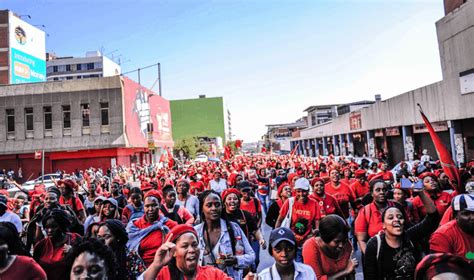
xmin=225 ymin=210 xmax=258 ymax=239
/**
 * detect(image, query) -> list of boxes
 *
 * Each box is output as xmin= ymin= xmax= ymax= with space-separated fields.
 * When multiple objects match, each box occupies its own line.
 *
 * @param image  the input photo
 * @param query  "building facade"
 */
xmin=170 ymin=96 xmax=229 ymax=151
xmin=264 ymin=118 xmax=308 ymax=152
xmin=0 ymin=76 xmax=173 ymax=178
xmin=46 ymin=51 xmax=121 ymax=81
xmin=291 ymin=0 xmax=474 ymax=166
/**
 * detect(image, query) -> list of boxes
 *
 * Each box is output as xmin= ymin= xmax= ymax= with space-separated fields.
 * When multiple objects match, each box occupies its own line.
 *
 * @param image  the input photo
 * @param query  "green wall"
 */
xmin=170 ymin=97 xmax=226 ymax=142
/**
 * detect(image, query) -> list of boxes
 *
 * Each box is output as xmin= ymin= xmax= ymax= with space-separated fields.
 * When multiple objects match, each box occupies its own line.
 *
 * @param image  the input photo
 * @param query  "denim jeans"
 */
xmin=250 ymin=239 xmax=260 ymax=272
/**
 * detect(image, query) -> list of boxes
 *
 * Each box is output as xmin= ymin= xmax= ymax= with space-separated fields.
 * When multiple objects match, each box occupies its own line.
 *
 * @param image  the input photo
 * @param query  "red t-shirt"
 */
xmin=240 ymin=198 xmax=262 ymax=220
xmin=354 ymin=201 xmax=396 ymax=237
xmin=302 ymin=237 xmax=352 ymax=280
xmin=133 ymin=216 xmax=178 ymax=267
xmin=439 ymin=206 xmax=454 ymax=226
xmin=349 ymin=181 xmax=370 ymax=200
xmin=309 ymin=193 xmax=343 ymax=218
xmin=279 ymin=198 xmax=321 ymax=246
xmin=156 ymin=265 xmax=232 ymax=280
xmin=2 ymin=255 xmax=46 ymax=280
xmin=430 ymin=220 xmax=474 ymax=261
xmin=59 ymin=196 xmax=84 ymax=213
xmin=412 ymin=191 xmax=451 ymax=218
xmin=190 ymin=181 xmax=204 ymax=195
xmin=325 ymin=182 xmax=355 ymax=218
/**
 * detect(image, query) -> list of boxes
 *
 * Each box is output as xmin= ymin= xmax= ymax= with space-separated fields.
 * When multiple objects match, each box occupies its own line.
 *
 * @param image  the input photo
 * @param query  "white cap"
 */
xmin=294 ymin=178 xmax=310 ymax=191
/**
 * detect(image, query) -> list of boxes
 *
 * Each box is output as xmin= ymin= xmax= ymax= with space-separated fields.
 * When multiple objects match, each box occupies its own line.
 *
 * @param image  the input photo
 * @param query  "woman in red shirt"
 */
xmin=309 ymin=178 xmax=344 ymax=218
xmin=141 ymin=224 xmax=232 ymax=280
xmin=302 ymin=215 xmax=357 ymax=280
xmin=325 ymin=169 xmax=356 ymax=219
xmin=33 ymin=209 xmax=82 ymax=280
xmin=0 ymin=222 xmax=46 ymax=279
xmin=412 ymin=172 xmax=451 ymax=219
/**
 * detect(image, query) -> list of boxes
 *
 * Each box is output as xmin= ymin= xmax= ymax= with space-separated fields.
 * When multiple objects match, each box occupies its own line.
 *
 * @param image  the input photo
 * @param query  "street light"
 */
xmin=34 ymin=24 xmax=46 ymax=28
xmin=19 ymin=15 xmax=31 ymax=19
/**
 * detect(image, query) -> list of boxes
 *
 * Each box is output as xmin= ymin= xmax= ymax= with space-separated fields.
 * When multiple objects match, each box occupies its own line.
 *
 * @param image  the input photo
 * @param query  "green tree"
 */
xmin=174 ymin=137 xmax=209 ymax=159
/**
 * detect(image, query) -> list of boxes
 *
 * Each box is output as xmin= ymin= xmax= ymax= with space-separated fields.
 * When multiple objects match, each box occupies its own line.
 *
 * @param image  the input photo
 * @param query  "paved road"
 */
xmin=257 ymin=211 xmax=363 ymax=279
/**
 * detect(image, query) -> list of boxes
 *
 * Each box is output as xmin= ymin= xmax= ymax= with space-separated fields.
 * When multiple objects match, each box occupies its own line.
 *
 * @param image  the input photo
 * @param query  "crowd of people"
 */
xmin=0 ymin=153 xmax=472 ymax=279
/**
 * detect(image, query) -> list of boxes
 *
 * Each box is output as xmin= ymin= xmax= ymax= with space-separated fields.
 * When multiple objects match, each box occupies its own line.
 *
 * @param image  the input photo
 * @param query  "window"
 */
xmin=77 ymin=76 xmax=82 ymax=79
xmin=25 ymin=108 xmax=33 ymax=131
xmin=66 ymin=76 xmax=73 ymax=80
xmin=44 ymin=106 xmax=52 ymax=130
xmin=77 ymin=64 xmax=82 ymax=71
xmin=53 ymin=66 xmax=58 ymax=72
xmin=87 ymin=63 xmax=94 ymax=70
xmin=66 ymin=64 xmax=71 ymax=71
xmin=62 ymin=105 xmax=71 ymax=129
xmin=6 ymin=109 xmax=14 ymax=132
xmin=53 ymin=77 xmax=59 ymax=81
xmin=81 ymin=103 xmax=90 ymax=127
xmin=100 ymin=102 xmax=109 ymax=126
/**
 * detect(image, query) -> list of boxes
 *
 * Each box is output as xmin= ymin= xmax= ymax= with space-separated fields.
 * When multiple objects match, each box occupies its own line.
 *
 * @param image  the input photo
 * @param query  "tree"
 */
xmin=173 ymin=137 xmax=209 ymax=159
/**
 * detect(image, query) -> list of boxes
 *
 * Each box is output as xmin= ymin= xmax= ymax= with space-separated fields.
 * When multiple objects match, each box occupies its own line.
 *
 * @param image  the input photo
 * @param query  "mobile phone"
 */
xmin=400 ymin=178 xmax=423 ymax=189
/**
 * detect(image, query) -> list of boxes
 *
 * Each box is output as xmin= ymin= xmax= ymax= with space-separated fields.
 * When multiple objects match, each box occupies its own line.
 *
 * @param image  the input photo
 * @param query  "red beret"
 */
xmin=144 ymin=189 xmax=162 ymax=201
xmin=221 ymin=188 xmax=241 ymax=201
xmin=368 ymin=173 xmax=384 ymax=183
xmin=354 ymin=169 xmax=367 ymax=178
xmin=277 ymin=182 xmax=289 ymax=198
xmin=415 ymin=253 xmax=474 ymax=280
xmin=419 ymin=172 xmax=437 ymax=181
xmin=141 ymin=182 xmax=152 ymax=192
xmin=310 ymin=177 xmax=324 ymax=187
xmin=58 ymin=179 xmax=77 ymax=190
xmin=165 ymin=224 xmax=198 ymax=243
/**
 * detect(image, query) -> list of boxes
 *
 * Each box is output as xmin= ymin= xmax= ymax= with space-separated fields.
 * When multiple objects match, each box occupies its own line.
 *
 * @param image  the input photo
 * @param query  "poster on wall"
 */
xmin=349 ymin=111 xmax=362 ymax=130
xmin=122 ymin=77 xmax=173 ymax=148
xmin=8 ymin=12 xmax=46 ymax=84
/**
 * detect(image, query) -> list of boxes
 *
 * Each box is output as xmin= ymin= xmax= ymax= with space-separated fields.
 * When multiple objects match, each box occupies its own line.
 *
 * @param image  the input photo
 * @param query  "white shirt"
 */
xmin=209 ymin=179 xmax=227 ymax=194
xmin=0 ymin=211 xmax=23 ymax=233
xmin=258 ymin=261 xmax=317 ymax=280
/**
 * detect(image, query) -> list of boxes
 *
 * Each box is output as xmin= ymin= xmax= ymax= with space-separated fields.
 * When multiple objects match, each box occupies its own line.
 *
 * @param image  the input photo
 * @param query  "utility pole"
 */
xmin=41 ymin=150 xmax=45 ymax=183
xmin=158 ymin=63 xmax=162 ymax=97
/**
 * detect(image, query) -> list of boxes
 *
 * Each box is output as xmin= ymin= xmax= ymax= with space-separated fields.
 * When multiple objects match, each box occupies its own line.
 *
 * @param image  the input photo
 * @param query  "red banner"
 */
xmin=122 ymin=77 xmax=173 ymax=148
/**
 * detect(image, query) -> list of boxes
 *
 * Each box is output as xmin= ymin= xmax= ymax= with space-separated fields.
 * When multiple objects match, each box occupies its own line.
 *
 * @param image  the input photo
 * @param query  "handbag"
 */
xmin=280 ymin=197 xmax=294 ymax=228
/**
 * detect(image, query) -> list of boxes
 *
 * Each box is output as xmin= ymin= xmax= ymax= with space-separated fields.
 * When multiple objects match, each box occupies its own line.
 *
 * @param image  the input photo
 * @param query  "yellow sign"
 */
xmin=148 ymin=141 xmax=155 ymax=149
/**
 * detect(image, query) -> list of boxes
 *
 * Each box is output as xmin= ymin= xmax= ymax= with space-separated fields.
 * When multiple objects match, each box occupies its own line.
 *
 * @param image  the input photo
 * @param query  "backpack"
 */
xmin=161 ymin=204 xmax=184 ymax=224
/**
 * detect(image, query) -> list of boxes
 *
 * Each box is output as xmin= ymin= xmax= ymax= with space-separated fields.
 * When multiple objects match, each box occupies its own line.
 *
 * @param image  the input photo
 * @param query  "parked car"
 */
xmin=193 ymin=154 xmax=208 ymax=163
xmin=7 ymin=173 xmax=61 ymax=197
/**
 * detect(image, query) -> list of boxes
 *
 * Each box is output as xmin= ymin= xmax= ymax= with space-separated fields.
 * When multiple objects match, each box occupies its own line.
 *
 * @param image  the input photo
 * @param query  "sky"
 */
xmin=2 ymin=0 xmax=445 ymax=142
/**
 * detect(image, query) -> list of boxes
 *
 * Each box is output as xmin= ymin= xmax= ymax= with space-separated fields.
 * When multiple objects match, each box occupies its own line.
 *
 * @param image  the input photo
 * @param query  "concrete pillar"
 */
xmin=339 ymin=134 xmax=346 ymax=156
xmin=402 ymin=126 xmax=415 ymax=161
xmin=315 ymin=138 xmax=320 ymax=157
xmin=299 ymin=140 xmax=304 ymax=155
xmin=449 ymin=120 xmax=465 ymax=166
xmin=332 ymin=135 xmax=339 ymax=156
xmin=323 ymin=137 xmax=328 ymax=156
xmin=346 ymin=134 xmax=354 ymax=156
xmin=310 ymin=139 xmax=316 ymax=157
xmin=304 ymin=139 xmax=309 ymax=156
xmin=367 ymin=130 xmax=375 ymax=158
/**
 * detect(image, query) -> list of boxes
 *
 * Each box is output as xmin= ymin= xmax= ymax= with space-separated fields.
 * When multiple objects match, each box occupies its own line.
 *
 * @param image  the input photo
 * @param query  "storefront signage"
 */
xmin=349 ymin=111 xmax=362 ymax=130
xmin=374 ymin=129 xmax=384 ymax=137
xmin=413 ymin=122 xmax=448 ymax=134
xmin=385 ymin=127 xmax=400 ymax=136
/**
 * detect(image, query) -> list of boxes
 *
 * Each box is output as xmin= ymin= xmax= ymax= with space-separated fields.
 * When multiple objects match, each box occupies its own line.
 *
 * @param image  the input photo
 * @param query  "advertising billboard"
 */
xmin=8 ymin=12 xmax=46 ymax=84
xmin=122 ymin=77 xmax=173 ymax=148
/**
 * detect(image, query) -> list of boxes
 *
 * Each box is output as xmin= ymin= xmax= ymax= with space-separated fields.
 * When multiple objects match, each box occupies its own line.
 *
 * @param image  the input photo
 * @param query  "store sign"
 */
xmin=375 ymin=129 xmax=384 ymax=137
xmin=413 ymin=122 xmax=448 ymax=134
xmin=9 ymin=13 xmax=46 ymax=84
xmin=459 ymin=69 xmax=474 ymax=95
xmin=349 ymin=111 xmax=362 ymax=130
xmin=34 ymin=150 xmax=42 ymax=159
xmin=385 ymin=127 xmax=400 ymax=136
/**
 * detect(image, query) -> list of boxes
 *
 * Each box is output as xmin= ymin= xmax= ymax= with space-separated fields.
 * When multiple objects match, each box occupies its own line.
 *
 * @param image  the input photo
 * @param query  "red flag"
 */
xmin=166 ymin=147 xmax=174 ymax=168
xmin=159 ymin=152 xmax=166 ymax=163
xmin=418 ymin=105 xmax=461 ymax=192
xmin=235 ymin=140 xmax=242 ymax=149
xmin=290 ymin=143 xmax=299 ymax=157
xmin=224 ymin=145 xmax=232 ymax=160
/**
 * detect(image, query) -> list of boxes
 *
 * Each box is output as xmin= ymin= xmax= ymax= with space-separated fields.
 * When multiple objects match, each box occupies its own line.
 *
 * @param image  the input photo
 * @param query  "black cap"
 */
xmin=269 ymin=227 xmax=296 ymax=248
xmin=237 ymin=181 xmax=253 ymax=191
xmin=0 ymin=195 xmax=7 ymax=209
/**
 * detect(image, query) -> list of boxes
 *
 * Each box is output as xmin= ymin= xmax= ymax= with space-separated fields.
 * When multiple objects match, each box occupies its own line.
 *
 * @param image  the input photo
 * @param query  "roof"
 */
xmin=303 ymin=104 xmax=340 ymax=112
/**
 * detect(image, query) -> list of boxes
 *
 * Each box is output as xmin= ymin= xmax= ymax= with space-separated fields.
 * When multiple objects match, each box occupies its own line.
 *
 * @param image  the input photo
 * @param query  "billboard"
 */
xmin=122 ymin=77 xmax=173 ymax=148
xmin=8 ymin=12 xmax=46 ymax=84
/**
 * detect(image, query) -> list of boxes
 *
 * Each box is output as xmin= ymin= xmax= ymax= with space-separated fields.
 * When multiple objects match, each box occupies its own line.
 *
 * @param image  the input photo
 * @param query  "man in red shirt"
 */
xmin=309 ymin=177 xmax=344 ymax=218
xmin=430 ymin=194 xmax=474 ymax=262
xmin=349 ymin=169 xmax=370 ymax=209
xmin=239 ymin=181 xmax=262 ymax=225
xmin=57 ymin=179 xmax=86 ymax=223
xmin=189 ymin=173 xmax=204 ymax=196
xmin=127 ymin=194 xmax=177 ymax=267
xmin=412 ymin=172 xmax=451 ymax=218
xmin=275 ymin=177 xmax=321 ymax=262
xmin=325 ymin=169 xmax=356 ymax=219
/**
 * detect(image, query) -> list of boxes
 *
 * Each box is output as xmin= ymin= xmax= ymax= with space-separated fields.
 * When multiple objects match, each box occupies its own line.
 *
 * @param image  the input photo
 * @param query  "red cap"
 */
xmin=221 ymin=188 xmax=241 ymax=201
xmin=368 ymin=173 xmax=384 ymax=183
xmin=354 ymin=169 xmax=367 ymax=179
xmin=310 ymin=177 xmax=324 ymax=187
xmin=141 ymin=182 xmax=152 ymax=192
xmin=144 ymin=189 xmax=162 ymax=201
xmin=419 ymin=172 xmax=437 ymax=181
xmin=165 ymin=224 xmax=198 ymax=243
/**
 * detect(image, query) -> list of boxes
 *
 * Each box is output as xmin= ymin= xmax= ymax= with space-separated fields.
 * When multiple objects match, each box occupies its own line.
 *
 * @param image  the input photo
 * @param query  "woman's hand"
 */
xmin=259 ymin=238 xmax=267 ymax=249
xmin=345 ymin=257 xmax=358 ymax=274
xmin=151 ymin=233 xmax=176 ymax=270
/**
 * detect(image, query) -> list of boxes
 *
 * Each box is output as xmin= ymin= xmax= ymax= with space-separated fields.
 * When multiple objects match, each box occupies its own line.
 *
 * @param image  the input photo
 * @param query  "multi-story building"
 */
xmin=0 ymin=10 xmax=47 ymax=85
xmin=170 ymin=95 xmax=230 ymax=152
xmin=291 ymin=0 xmax=474 ymax=166
xmin=303 ymin=104 xmax=339 ymax=126
xmin=46 ymin=51 xmax=121 ymax=81
xmin=264 ymin=118 xmax=308 ymax=152
xmin=0 ymin=76 xmax=173 ymax=177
